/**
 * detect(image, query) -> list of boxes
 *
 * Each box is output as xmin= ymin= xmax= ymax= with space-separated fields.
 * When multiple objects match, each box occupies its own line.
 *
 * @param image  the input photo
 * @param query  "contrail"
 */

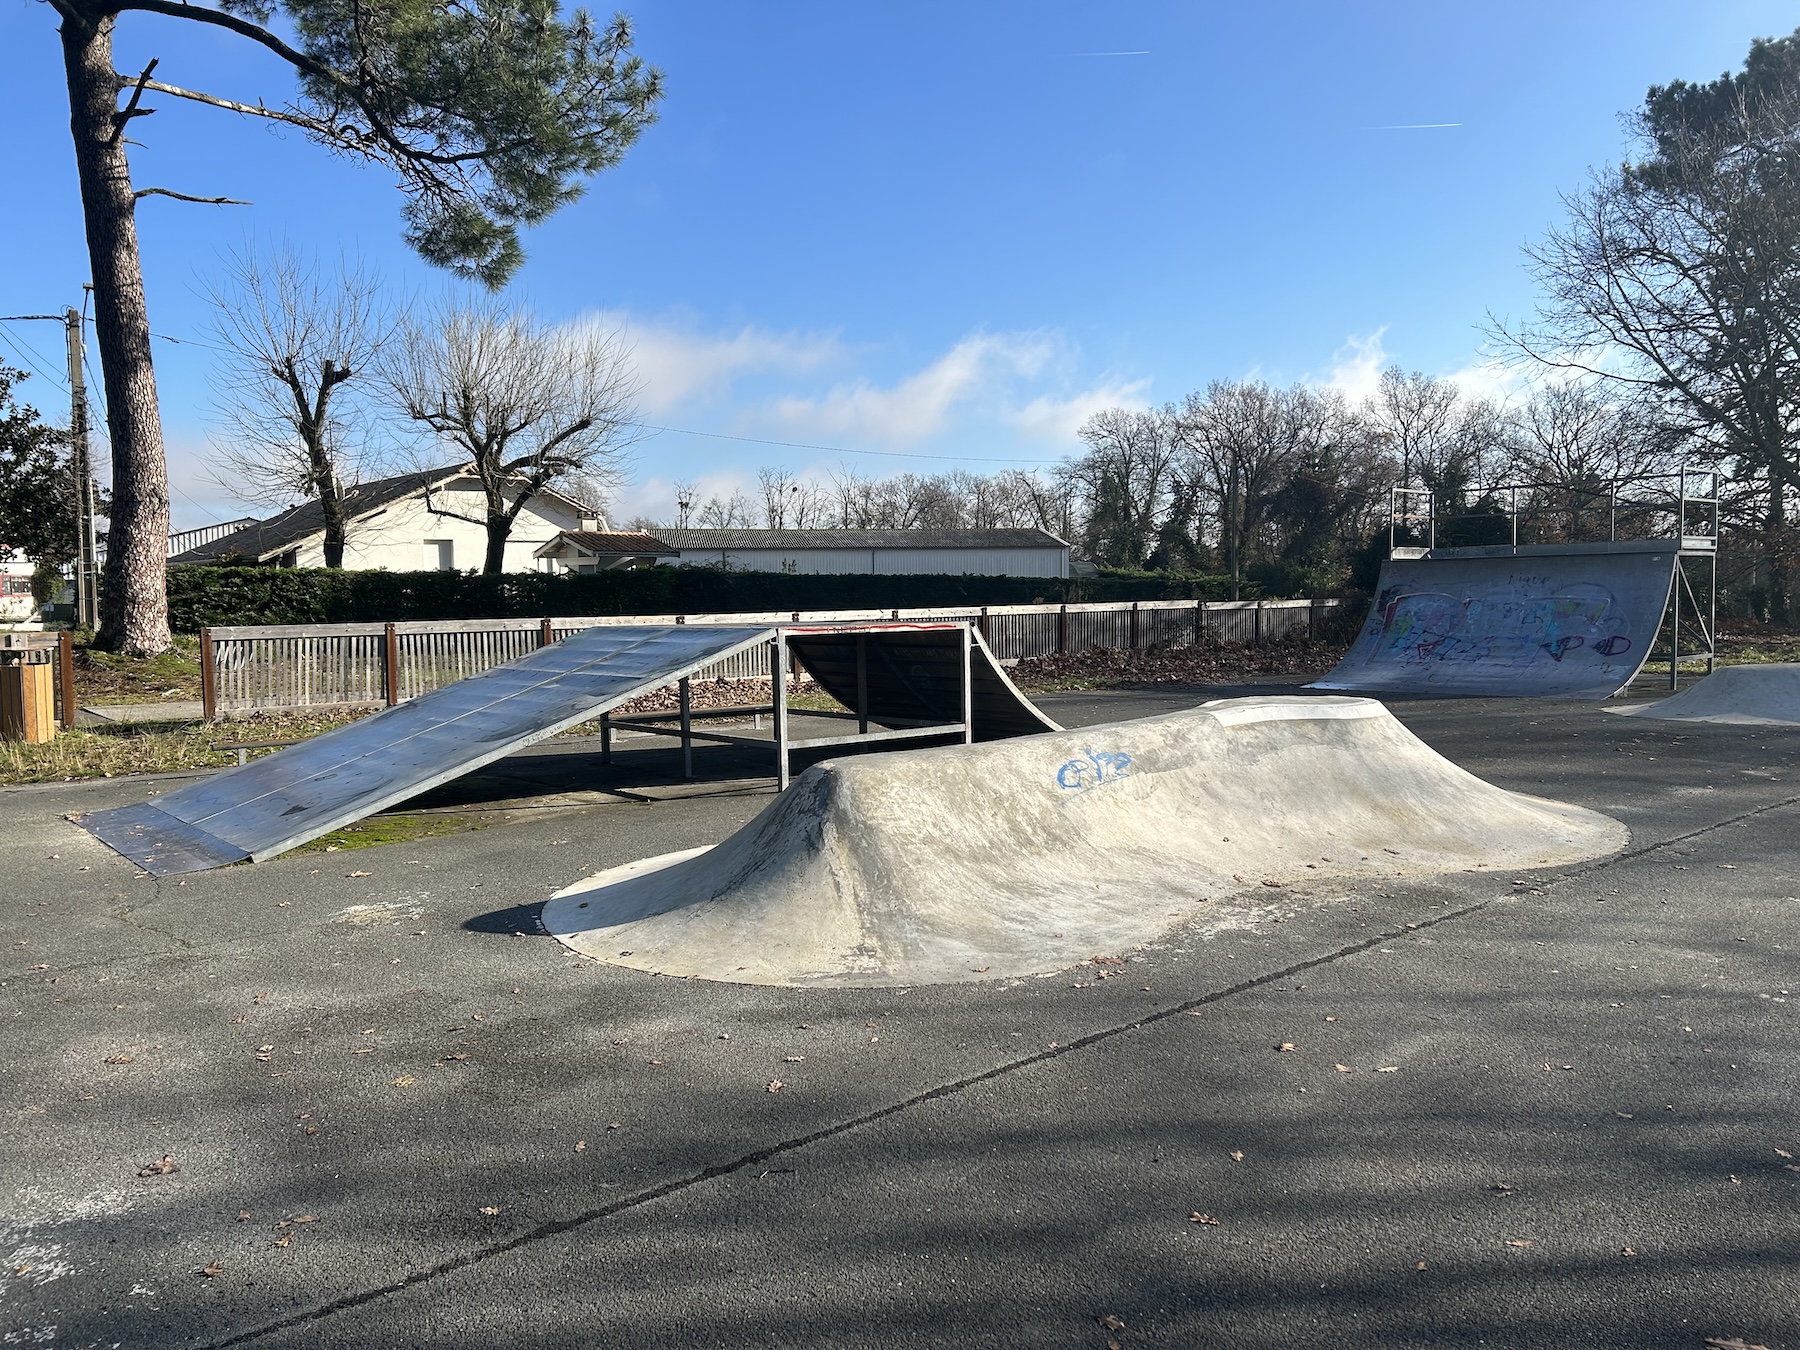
xmin=1366 ymin=122 xmax=1463 ymax=130
xmin=1068 ymin=50 xmax=1151 ymax=56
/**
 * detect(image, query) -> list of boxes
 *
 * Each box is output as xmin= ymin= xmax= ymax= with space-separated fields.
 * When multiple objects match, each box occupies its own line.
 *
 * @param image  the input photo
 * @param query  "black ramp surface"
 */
xmin=1312 ymin=544 xmax=1675 ymax=699
xmin=79 ymin=624 xmax=773 ymax=874
xmin=787 ymin=626 xmax=1061 ymax=739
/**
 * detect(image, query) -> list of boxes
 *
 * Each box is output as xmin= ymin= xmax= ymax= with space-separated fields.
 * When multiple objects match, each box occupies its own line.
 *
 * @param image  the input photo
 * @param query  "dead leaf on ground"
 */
xmin=1505 ymin=1239 xmax=1532 ymax=1248
xmin=1188 ymin=1212 xmax=1220 ymax=1225
xmin=1376 ymin=1065 xmax=1400 ymax=1073
xmin=346 ymin=870 xmax=371 ymax=878
xmin=235 ymin=1210 xmax=252 ymax=1222
xmin=391 ymin=1076 xmax=415 ymax=1087
xmin=1775 ymin=1148 xmax=1793 ymax=1159
xmin=767 ymin=1080 xmax=784 ymax=1093
xmin=1704 ymin=1339 xmax=1773 ymax=1350
xmin=271 ymin=1232 xmax=293 ymax=1249
xmin=1620 ymin=1246 xmax=1639 ymax=1257
xmin=575 ymin=1140 xmax=586 ymax=1153
xmin=1261 ymin=879 xmax=1284 ymax=888
xmin=478 ymin=1206 xmax=500 ymax=1216
xmin=104 ymin=1054 xmax=134 ymax=1065
xmin=1276 ymin=1042 xmax=1296 ymax=1053
xmin=1097 ymin=1314 xmax=1126 ymax=1333
xmin=137 ymin=1154 xmax=178 ymax=1178
xmin=198 ymin=1260 xmax=224 ymax=1278
xmin=444 ymin=1053 xmax=469 ymax=1062
xmin=1489 ymin=1183 xmax=1515 ymax=1195
xmin=1334 ymin=1064 xmax=1353 ymax=1073
xmin=1229 ymin=1150 xmax=1244 ymax=1162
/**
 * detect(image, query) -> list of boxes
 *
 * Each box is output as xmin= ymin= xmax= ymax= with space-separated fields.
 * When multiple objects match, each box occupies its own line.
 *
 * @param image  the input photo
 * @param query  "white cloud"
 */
xmin=767 ymin=332 xmax=1060 ymax=446
xmin=1319 ymin=329 xmax=1390 ymax=402
xmin=1010 ymin=376 xmax=1154 ymax=443
xmin=571 ymin=312 xmax=845 ymax=416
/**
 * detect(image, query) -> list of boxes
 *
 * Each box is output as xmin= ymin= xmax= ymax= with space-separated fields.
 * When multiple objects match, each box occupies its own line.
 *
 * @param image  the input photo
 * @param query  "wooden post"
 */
xmin=600 ymin=714 xmax=612 ymax=765
xmin=199 ymin=627 xmax=217 ymax=722
xmin=540 ymin=616 xmax=554 ymax=647
xmin=679 ymin=676 xmax=694 ymax=780
xmin=1129 ymin=602 xmax=1140 ymax=650
xmin=1057 ymin=604 xmax=1068 ymax=654
xmin=960 ymin=623 xmax=974 ymax=744
xmin=1196 ymin=600 xmax=1207 ymax=648
xmin=771 ymin=634 xmax=790 ymax=791
xmin=855 ymin=633 xmax=869 ymax=735
xmin=978 ymin=607 xmax=990 ymax=644
xmin=383 ymin=622 xmax=400 ymax=707
xmin=58 ymin=629 xmax=77 ymax=730
xmin=1253 ymin=603 xmax=1263 ymax=647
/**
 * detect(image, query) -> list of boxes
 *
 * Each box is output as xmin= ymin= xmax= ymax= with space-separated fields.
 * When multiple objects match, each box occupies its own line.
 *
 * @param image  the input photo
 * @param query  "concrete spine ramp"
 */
xmin=1313 ymin=545 xmax=1677 ymax=699
xmin=1607 ymin=662 xmax=1800 ymax=725
xmin=542 ymin=696 xmax=1625 ymax=986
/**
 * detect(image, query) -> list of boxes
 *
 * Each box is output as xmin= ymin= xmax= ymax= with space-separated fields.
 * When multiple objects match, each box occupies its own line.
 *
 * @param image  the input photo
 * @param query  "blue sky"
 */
xmin=2 ymin=0 xmax=1795 ymax=527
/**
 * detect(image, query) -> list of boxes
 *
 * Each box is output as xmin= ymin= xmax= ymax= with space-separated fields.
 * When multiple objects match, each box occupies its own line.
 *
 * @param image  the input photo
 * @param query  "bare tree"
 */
xmin=1063 ymin=408 xmax=1176 ymax=570
xmin=1494 ymin=30 xmax=1800 ymax=611
xmin=204 ymin=245 xmax=390 ymax=567
xmin=696 ymin=489 xmax=756 ymax=528
xmin=383 ymin=302 xmax=640 ymax=573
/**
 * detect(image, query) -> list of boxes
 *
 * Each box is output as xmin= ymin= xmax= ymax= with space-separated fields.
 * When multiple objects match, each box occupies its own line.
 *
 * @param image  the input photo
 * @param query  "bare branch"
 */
xmin=132 ymin=187 xmax=250 ymax=205
xmin=110 ymin=58 xmax=160 ymax=144
xmin=136 ymin=78 xmax=337 ymax=137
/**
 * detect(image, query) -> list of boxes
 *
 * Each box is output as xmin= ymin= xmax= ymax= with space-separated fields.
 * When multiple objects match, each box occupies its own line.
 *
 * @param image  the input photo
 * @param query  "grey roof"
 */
xmin=167 ymin=469 xmax=594 ymax=565
xmin=537 ymin=530 xmax=680 ymax=558
xmin=654 ymin=528 xmax=1068 ymax=552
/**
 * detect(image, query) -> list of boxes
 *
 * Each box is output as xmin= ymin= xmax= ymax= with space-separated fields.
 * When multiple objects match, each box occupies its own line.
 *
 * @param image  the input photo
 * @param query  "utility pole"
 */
xmin=0 ymin=301 xmax=100 ymax=629
xmin=66 ymin=306 xmax=99 ymax=630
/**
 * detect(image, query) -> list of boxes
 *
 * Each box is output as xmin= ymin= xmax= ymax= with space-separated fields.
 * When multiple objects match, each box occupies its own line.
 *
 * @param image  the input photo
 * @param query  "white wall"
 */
xmin=287 ymin=480 xmax=586 ymax=573
xmin=664 ymin=547 xmax=1068 ymax=579
xmin=0 ymin=561 xmax=36 ymax=624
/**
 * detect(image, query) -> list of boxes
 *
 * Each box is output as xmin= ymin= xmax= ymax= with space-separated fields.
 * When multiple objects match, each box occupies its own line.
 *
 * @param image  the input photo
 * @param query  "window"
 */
xmin=424 ymin=540 xmax=454 ymax=571
xmin=2 ymin=577 xmax=33 ymax=597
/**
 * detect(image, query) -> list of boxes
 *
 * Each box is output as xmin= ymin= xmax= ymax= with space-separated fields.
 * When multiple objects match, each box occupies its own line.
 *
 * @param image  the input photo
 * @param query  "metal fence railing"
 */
xmin=199 ymin=597 xmax=1347 ymax=717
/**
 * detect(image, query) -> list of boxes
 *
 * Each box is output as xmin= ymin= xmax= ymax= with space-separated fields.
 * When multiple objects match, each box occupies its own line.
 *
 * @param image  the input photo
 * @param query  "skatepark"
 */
xmin=5 ymin=513 xmax=1799 ymax=1348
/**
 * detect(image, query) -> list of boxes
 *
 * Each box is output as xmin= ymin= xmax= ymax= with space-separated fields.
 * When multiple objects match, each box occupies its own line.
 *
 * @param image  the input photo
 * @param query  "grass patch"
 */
xmin=0 ymin=708 xmax=373 ymax=786
xmin=292 ymin=811 xmax=487 ymax=854
xmin=73 ymin=635 xmax=205 ymax=705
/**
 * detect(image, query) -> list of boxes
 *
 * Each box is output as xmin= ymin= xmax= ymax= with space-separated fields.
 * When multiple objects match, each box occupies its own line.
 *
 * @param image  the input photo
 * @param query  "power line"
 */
xmin=637 ymin=423 xmax=1054 ymax=466
xmin=0 ymin=322 xmax=71 ymax=393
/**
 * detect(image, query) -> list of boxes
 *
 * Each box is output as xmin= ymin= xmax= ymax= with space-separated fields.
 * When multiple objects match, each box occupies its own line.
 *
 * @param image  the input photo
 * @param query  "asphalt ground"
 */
xmin=1 ymin=684 xmax=1797 ymax=1350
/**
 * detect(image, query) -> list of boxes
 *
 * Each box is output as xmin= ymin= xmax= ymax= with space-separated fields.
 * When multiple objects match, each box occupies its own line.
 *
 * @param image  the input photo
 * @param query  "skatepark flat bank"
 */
xmin=543 ymin=696 xmax=1626 ymax=985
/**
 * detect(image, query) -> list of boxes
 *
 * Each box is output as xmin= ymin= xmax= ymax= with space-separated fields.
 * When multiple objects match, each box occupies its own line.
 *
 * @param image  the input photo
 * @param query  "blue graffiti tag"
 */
xmin=1056 ymin=747 xmax=1134 ymax=793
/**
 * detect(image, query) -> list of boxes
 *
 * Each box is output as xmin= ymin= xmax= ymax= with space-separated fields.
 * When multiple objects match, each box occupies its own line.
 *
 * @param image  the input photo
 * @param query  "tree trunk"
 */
xmin=62 ymin=13 xmax=172 ymax=655
xmin=314 ymin=456 xmax=347 ymax=568
xmin=483 ymin=516 xmax=509 ymax=573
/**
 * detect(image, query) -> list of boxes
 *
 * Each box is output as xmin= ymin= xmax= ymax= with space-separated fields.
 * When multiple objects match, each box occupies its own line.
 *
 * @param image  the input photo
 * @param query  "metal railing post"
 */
xmin=771 ymin=634 xmax=790 ymax=791
xmin=679 ymin=676 xmax=694 ymax=780
xmin=855 ymin=633 xmax=869 ymax=735
xmin=960 ymin=623 xmax=974 ymax=745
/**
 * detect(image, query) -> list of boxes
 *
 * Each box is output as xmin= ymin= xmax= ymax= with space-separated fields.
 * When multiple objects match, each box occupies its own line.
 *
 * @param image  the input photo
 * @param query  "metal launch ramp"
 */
xmin=77 ymin=622 xmax=1058 ymax=875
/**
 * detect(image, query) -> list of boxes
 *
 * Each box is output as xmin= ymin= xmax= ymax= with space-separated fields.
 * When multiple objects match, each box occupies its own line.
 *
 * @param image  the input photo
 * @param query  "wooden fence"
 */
xmin=200 ymin=597 xmax=1348 ymax=718
xmin=0 ymin=630 xmax=78 ymax=731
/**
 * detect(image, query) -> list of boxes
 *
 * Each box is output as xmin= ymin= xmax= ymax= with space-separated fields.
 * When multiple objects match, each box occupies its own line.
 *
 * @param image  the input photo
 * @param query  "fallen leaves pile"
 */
xmin=1011 ymin=637 xmax=1350 ymax=691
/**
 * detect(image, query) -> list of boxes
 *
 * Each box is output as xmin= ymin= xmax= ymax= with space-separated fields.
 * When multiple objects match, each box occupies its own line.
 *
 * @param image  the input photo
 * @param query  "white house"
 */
xmin=168 ymin=468 xmax=595 ymax=573
xmin=0 ymin=557 xmax=38 ymax=627
xmin=534 ymin=527 xmax=1072 ymax=579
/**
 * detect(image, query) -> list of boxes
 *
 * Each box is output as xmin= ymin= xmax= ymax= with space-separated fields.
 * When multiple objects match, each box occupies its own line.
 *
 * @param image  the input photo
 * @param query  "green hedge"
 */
xmin=167 ymin=565 xmax=1294 ymax=631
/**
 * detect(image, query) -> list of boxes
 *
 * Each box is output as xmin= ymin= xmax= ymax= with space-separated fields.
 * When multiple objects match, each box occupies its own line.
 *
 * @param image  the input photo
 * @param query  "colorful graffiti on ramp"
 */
xmin=1312 ymin=547 xmax=1676 ymax=698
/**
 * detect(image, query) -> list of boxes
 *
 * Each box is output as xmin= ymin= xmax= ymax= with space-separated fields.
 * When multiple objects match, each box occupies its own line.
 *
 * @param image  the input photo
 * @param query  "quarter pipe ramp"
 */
xmin=1312 ymin=544 xmax=1677 ymax=699
xmin=542 ymin=696 xmax=1625 ymax=986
